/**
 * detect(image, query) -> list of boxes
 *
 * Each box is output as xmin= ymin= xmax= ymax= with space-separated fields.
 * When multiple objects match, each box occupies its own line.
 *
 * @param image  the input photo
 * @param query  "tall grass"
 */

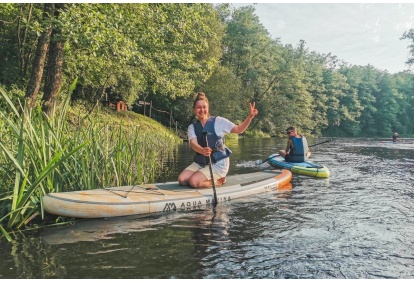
xmin=0 ymin=82 xmax=179 ymax=241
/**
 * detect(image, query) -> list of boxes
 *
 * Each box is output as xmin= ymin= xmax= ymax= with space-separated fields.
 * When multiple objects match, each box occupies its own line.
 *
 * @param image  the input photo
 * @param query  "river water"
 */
xmin=1 ymin=138 xmax=414 ymax=279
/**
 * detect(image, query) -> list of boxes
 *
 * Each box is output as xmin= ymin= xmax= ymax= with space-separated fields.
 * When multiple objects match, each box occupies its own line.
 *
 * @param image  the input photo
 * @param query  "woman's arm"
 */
xmin=231 ymin=102 xmax=258 ymax=134
xmin=189 ymin=137 xmax=212 ymax=156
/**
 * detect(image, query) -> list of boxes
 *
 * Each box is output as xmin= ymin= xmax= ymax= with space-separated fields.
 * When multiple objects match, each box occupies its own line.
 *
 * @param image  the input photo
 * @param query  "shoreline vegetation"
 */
xmin=0 ymin=83 xmax=181 ymax=241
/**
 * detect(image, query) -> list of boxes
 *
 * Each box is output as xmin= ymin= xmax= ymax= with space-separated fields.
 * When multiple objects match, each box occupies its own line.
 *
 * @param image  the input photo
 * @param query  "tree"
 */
xmin=25 ymin=3 xmax=54 ymax=108
xmin=40 ymin=3 xmax=65 ymax=115
xmin=197 ymin=65 xmax=244 ymax=122
xmin=263 ymin=41 xmax=316 ymax=136
xmin=393 ymin=72 xmax=414 ymax=135
xmin=60 ymin=3 xmax=224 ymax=103
xmin=0 ymin=4 xmax=43 ymax=87
xmin=370 ymin=73 xmax=401 ymax=136
xmin=400 ymin=29 xmax=414 ymax=69
xmin=5 ymin=3 xmax=225 ymax=114
xmin=303 ymin=52 xmax=329 ymax=136
xmin=221 ymin=5 xmax=283 ymax=133
xmin=349 ymin=66 xmax=380 ymax=136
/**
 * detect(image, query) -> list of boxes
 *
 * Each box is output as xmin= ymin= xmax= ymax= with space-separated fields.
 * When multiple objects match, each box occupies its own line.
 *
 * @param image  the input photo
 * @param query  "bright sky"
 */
xmin=231 ymin=2 xmax=414 ymax=73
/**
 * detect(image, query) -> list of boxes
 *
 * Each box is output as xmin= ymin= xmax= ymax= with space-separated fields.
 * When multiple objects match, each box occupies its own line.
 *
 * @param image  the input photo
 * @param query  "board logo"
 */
xmin=180 ymin=200 xmax=203 ymax=211
xmin=163 ymin=202 xmax=177 ymax=212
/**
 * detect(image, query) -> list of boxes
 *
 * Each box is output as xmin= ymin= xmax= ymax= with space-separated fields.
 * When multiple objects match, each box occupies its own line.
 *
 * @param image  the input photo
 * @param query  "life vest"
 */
xmin=288 ymin=136 xmax=309 ymax=162
xmin=193 ymin=116 xmax=232 ymax=165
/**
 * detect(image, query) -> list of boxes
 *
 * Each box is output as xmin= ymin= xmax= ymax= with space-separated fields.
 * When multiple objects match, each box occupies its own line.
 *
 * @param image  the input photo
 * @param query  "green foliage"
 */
xmin=0 ymin=84 xmax=180 ymax=239
xmin=0 ymin=4 xmax=43 ymax=86
xmin=370 ymin=74 xmax=402 ymax=136
xmin=401 ymin=28 xmax=414 ymax=67
xmin=393 ymin=72 xmax=414 ymax=135
xmin=0 ymin=84 xmax=26 ymax=109
xmin=59 ymin=3 xmax=224 ymax=103
xmin=0 ymin=83 xmax=87 ymax=232
xmin=197 ymin=65 xmax=244 ymax=122
xmin=221 ymin=5 xmax=285 ymax=134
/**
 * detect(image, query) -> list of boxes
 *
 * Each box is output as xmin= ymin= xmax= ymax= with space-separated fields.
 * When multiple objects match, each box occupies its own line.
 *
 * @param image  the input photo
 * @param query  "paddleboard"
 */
xmin=267 ymin=154 xmax=330 ymax=178
xmin=42 ymin=170 xmax=292 ymax=218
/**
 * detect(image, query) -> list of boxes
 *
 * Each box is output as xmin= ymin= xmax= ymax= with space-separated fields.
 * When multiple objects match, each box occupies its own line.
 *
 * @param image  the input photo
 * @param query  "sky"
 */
xmin=230 ymin=3 xmax=414 ymax=73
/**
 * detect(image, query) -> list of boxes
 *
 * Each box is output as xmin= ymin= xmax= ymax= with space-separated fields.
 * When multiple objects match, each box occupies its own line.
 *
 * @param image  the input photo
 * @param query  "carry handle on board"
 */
xmin=255 ymin=139 xmax=334 ymax=165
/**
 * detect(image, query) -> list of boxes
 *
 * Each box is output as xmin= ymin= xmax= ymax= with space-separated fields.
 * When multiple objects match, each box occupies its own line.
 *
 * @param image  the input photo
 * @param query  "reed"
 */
xmin=0 ymin=82 xmax=178 ymax=240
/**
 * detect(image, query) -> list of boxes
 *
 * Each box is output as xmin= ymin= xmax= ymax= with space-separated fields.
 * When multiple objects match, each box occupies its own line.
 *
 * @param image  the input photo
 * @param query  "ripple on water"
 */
xmin=197 ymin=139 xmax=414 ymax=279
xmin=2 ymin=138 xmax=414 ymax=279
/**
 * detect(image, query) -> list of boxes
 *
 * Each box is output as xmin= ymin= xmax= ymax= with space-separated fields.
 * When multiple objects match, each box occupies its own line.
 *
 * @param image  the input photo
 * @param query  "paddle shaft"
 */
xmin=256 ymin=139 xmax=334 ymax=165
xmin=202 ymin=132 xmax=218 ymax=206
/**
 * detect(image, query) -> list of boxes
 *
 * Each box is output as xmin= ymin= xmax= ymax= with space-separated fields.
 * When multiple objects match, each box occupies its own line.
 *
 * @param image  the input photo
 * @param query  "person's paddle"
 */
xmin=202 ymin=131 xmax=218 ymax=207
xmin=255 ymin=138 xmax=334 ymax=165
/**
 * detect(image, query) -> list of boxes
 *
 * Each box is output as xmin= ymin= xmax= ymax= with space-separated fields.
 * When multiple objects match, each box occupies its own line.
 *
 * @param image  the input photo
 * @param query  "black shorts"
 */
xmin=284 ymin=154 xmax=293 ymax=162
xmin=285 ymin=154 xmax=304 ymax=163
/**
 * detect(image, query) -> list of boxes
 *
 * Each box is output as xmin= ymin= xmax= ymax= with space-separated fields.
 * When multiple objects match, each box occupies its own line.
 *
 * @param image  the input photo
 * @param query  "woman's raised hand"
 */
xmin=249 ymin=101 xmax=259 ymax=118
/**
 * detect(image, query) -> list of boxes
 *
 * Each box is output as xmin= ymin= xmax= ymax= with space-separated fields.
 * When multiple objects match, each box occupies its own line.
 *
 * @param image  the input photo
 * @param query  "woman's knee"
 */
xmin=188 ymin=174 xmax=208 ymax=188
xmin=178 ymin=177 xmax=187 ymax=186
xmin=188 ymin=178 xmax=201 ymax=188
xmin=178 ymin=171 xmax=191 ymax=185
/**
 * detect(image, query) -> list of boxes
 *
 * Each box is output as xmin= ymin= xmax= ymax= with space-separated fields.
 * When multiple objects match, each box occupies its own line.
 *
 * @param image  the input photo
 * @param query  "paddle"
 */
xmin=255 ymin=138 xmax=334 ymax=165
xmin=202 ymin=131 xmax=218 ymax=207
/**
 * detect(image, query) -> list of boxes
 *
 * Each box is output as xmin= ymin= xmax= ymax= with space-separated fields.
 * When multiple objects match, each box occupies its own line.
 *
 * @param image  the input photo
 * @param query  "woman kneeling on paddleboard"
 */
xmin=178 ymin=92 xmax=258 ymax=189
xmin=279 ymin=126 xmax=311 ymax=162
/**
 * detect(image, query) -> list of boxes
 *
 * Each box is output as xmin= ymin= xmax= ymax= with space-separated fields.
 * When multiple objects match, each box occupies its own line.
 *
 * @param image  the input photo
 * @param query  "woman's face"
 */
xmin=194 ymin=100 xmax=209 ymax=120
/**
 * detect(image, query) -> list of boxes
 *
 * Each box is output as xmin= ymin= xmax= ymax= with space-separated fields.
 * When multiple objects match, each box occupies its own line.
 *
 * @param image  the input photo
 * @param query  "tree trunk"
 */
xmin=25 ymin=3 xmax=54 ymax=108
xmin=19 ymin=4 xmax=33 ymax=76
xmin=42 ymin=3 xmax=64 ymax=115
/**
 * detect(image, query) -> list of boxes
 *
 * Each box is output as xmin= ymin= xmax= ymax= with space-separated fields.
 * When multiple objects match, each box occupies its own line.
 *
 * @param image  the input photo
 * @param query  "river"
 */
xmin=1 ymin=138 xmax=413 ymax=279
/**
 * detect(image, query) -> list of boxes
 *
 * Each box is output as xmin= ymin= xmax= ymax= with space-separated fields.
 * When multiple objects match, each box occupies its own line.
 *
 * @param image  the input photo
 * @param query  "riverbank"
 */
xmin=0 ymin=87 xmax=182 ymax=241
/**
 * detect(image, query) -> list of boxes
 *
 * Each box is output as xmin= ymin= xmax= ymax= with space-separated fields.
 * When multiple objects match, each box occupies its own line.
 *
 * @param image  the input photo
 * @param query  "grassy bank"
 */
xmin=0 ymin=83 xmax=181 ymax=241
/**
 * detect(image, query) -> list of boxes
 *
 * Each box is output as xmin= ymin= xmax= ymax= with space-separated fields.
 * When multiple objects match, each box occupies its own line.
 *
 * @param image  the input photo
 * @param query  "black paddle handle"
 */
xmin=202 ymin=131 xmax=218 ymax=206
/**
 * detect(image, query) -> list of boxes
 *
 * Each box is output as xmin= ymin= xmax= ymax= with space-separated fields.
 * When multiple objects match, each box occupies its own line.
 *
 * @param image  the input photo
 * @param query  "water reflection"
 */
xmin=1 ymin=138 xmax=414 ymax=279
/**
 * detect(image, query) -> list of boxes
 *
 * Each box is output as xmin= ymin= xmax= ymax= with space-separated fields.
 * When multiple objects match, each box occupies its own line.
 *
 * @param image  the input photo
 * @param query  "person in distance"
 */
xmin=279 ymin=126 xmax=311 ymax=162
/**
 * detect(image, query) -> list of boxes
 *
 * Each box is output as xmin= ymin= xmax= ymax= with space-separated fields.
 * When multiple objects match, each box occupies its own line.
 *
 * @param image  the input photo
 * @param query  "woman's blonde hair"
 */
xmin=193 ymin=92 xmax=209 ymax=109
